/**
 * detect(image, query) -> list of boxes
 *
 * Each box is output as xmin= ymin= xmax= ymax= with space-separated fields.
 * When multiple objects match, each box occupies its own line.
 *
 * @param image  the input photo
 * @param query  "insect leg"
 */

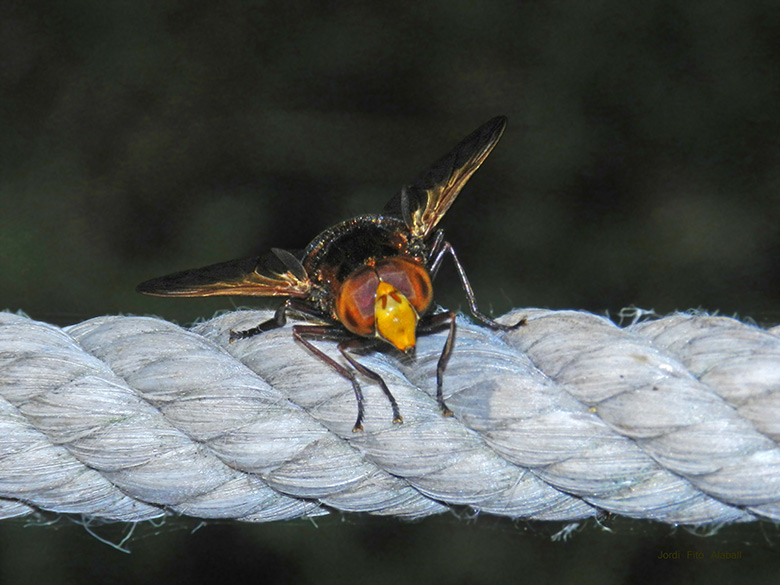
xmin=291 ymin=324 xmax=371 ymax=432
xmin=338 ymin=337 xmax=403 ymax=426
xmin=425 ymin=229 xmax=446 ymax=277
xmin=229 ymin=298 xmax=322 ymax=342
xmin=417 ymin=311 xmax=457 ymax=416
xmin=428 ymin=239 xmax=526 ymax=331
xmin=229 ymin=300 xmax=290 ymax=342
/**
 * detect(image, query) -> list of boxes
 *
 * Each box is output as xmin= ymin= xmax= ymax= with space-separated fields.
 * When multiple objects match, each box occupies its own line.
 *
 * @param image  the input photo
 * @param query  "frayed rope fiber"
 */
xmin=1 ymin=308 xmax=779 ymax=525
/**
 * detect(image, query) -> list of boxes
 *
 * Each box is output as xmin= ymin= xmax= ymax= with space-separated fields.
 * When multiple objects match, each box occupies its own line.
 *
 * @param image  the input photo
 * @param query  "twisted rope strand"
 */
xmin=1 ymin=309 xmax=778 ymax=525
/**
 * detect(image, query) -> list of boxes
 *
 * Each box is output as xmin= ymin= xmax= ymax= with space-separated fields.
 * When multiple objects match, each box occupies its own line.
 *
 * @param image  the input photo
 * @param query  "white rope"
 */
xmin=1 ymin=308 xmax=779 ymax=525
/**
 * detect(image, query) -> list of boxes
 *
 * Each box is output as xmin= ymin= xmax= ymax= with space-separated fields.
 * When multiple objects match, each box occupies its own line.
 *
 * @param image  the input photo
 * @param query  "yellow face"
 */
xmin=374 ymin=281 xmax=418 ymax=352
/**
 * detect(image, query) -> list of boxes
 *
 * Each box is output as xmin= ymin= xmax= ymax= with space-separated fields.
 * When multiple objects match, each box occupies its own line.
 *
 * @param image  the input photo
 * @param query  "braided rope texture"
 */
xmin=1 ymin=308 xmax=779 ymax=525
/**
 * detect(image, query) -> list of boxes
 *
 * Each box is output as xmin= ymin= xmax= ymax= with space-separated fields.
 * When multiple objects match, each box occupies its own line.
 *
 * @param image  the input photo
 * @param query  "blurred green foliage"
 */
xmin=2 ymin=0 xmax=779 ymax=328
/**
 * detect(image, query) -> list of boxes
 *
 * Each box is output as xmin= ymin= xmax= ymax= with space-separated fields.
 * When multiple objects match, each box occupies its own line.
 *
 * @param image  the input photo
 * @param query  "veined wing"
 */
xmin=136 ymin=248 xmax=311 ymax=298
xmin=383 ymin=116 xmax=507 ymax=240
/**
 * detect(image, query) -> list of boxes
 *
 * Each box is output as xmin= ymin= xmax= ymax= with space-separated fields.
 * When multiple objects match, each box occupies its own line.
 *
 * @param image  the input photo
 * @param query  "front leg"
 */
xmin=417 ymin=311 xmax=457 ymax=417
xmin=338 ymin=337 xmax=403 ymax=427
xmin=293 ymin=324 xmax=406 ymax=432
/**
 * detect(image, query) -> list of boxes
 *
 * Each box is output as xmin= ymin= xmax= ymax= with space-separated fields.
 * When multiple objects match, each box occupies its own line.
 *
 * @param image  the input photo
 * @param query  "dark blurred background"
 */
xmin=2 ymin=1 xmax=779 ymax=583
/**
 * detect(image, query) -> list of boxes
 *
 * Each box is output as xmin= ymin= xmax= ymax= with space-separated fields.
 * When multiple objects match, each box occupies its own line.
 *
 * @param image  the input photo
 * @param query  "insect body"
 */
xmin=137 ymin=116 xmax=525 ymax=431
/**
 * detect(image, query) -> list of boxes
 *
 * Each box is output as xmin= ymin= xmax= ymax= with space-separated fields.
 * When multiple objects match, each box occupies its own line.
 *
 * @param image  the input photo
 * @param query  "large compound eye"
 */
xmin=375 ymin=257 xmax=433 ymax=315
xmin=335 ymin=266 xmax=380 ymax=336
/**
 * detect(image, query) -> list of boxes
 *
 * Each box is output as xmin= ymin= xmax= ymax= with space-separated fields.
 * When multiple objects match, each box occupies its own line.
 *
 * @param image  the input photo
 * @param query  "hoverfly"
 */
xmin=137 ymin=116 xmax=525 ymax=431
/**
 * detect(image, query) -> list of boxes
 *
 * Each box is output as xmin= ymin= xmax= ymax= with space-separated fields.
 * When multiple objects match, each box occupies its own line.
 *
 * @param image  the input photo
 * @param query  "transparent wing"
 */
xmin=136 ymin=249 xmax=312 ymax=298
xmin=383 ymin=116 xmax=507 ymax=240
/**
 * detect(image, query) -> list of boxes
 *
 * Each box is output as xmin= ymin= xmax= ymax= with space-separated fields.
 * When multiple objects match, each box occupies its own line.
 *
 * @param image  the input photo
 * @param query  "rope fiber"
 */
xmin=1 ymin=308 xmax=779 ymax=525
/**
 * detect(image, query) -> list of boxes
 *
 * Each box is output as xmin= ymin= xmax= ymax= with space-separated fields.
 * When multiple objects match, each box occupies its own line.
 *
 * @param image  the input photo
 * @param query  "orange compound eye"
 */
xmin=335 ymin=266 xmax=379 ymax=336
xmin=375 ymin=257 xmax=433 ymax=315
